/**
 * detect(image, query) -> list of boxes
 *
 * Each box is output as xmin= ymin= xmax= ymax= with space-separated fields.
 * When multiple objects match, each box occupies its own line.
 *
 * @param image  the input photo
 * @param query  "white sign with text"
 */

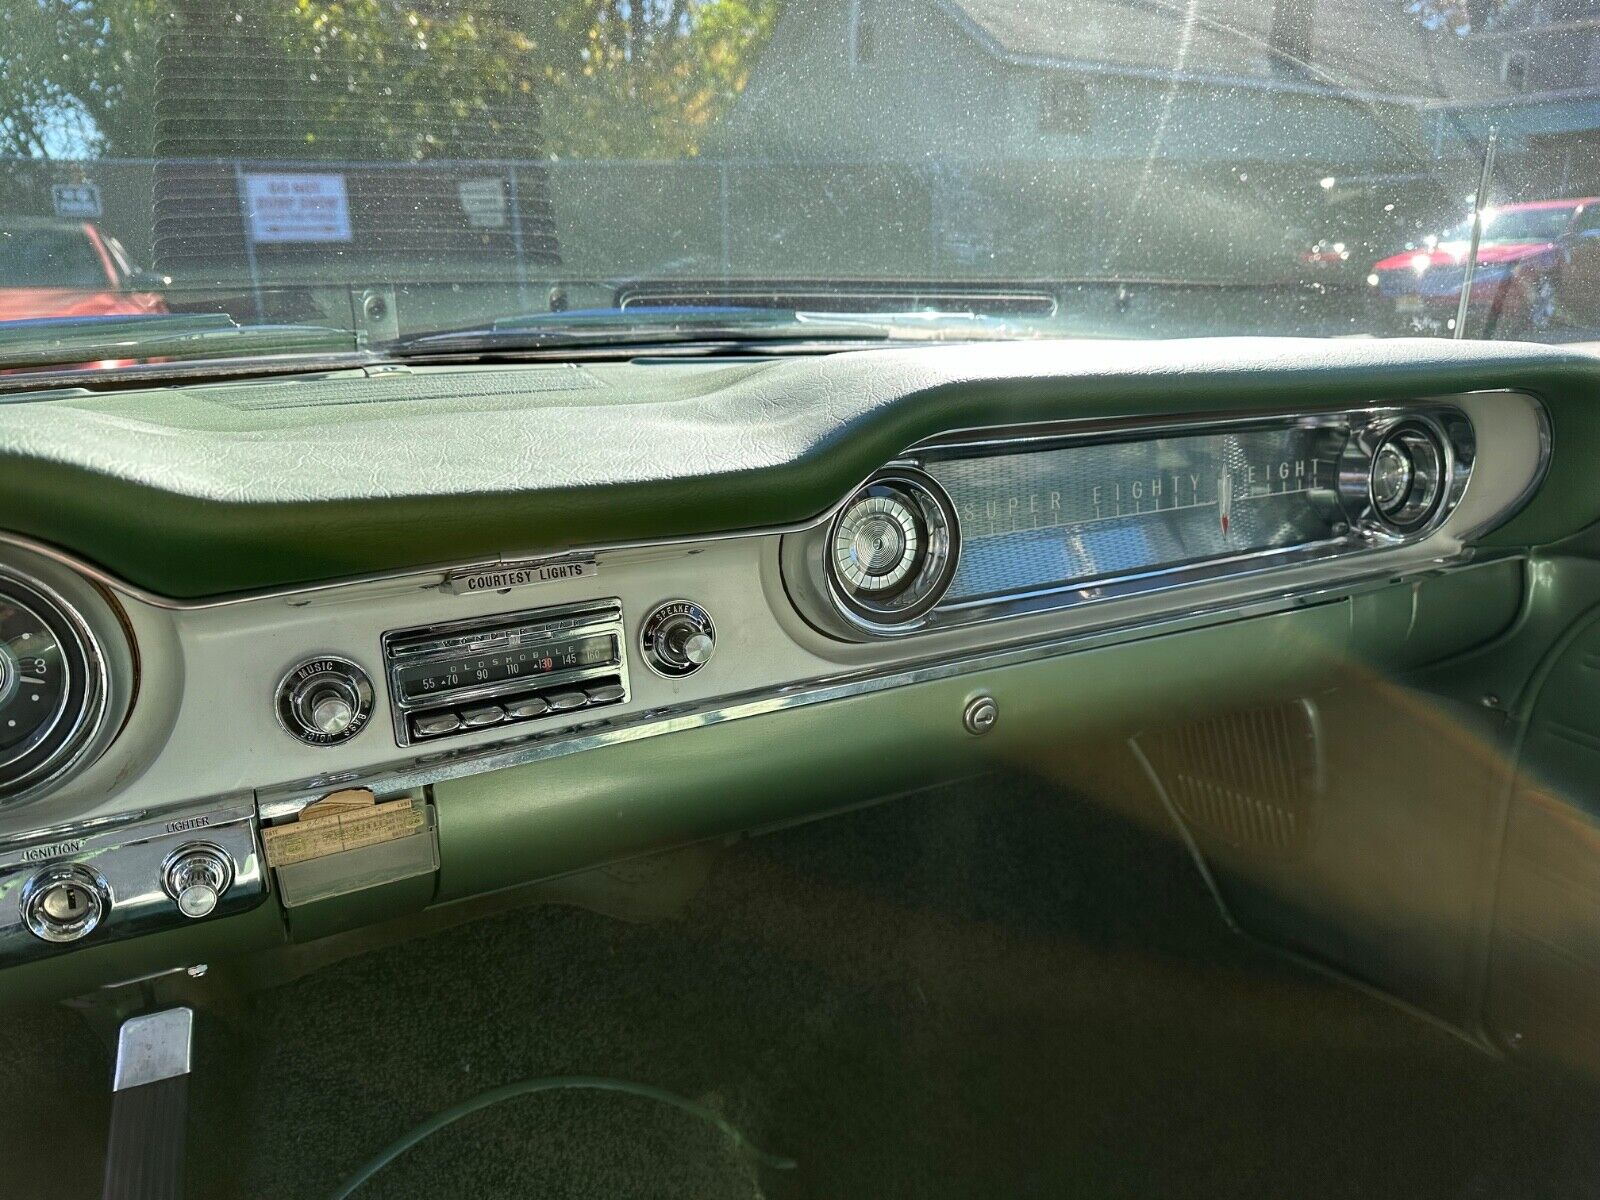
xmin=51 ymin=183 xmax=103 ymax=218
xmin=243 ymin=173 xmax=352 ymax=243
xmin=458 ymin=177 xmax=508 ymax=228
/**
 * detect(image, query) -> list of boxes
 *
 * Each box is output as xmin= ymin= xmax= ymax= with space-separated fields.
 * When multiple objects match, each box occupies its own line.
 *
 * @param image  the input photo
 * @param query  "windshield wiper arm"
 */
xmin=0 ymin=313 xmax=359 ymax=372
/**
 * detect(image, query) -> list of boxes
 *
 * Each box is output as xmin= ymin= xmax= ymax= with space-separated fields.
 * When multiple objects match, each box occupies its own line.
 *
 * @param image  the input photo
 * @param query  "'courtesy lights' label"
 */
xmin=443 ymin=558 xmax=597 ymax=595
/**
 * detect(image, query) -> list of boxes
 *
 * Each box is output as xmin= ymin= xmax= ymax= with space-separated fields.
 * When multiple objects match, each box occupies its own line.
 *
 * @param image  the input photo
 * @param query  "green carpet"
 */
xmin=7 ymin=772 xmax=1600 ymax=1198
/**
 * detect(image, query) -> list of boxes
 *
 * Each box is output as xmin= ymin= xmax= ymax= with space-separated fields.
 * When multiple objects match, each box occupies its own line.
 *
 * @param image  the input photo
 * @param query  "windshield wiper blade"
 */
xmin=0 ymin=313 xmax=358 ymax=371
xmin=393 ymin=307 xmax=891 ymax=355
xmin=391 ymin=305 xmax=1024 ymax=357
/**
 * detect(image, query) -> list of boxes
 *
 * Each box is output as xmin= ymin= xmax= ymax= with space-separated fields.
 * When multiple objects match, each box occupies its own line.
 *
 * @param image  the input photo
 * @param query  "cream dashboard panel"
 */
xmin=0 ymin=389 xmax=1548 ymax=844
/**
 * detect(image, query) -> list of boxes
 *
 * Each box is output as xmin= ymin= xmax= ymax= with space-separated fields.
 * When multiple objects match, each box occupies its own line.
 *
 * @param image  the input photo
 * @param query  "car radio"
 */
xmin=382 ymin=599 xmax=630 ymax=746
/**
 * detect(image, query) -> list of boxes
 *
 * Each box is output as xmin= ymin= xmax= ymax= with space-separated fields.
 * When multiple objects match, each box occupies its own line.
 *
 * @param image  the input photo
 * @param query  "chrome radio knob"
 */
xmin=672 ymin=627 xmax=715 ymax=667
xmin=641 ymin=602 xmax=716 ymax=677
xmin=307 ymin=687 xmax=357 ymax=736
xmin=276 ymin=657 xmax=375 ymax=746
xmin=163 ymin=844 xmax=233 ymax=920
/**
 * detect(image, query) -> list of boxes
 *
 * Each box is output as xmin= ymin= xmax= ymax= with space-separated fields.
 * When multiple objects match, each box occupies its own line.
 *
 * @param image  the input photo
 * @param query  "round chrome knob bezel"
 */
xmin=1366 ymin=420 xmax=1448 ymax=533
xmin=162 ymin=842 xmax=234 ymax=920
xmin=275 ymin=656 xmax=375 ymax=746
xmin=640 ymin=601 xmax=717 ymax=678
xmin=21 ymin=864 xmax=109 ymax=944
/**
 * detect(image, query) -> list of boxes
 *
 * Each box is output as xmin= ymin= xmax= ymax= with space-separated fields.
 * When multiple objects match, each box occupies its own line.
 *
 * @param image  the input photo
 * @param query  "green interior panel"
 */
xmin=1349 ymin=558 xmax=1526 ymax=672
xmin=1483 ymin=604 xmax=1600 ymax=1064
xmin=432 ymin=601 xmax=1351 ymax=902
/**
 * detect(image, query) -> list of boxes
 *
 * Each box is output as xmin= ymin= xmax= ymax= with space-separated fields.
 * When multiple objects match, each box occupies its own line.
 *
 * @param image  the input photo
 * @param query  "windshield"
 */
xmin=2 ymin=0 xmax=1598 ymax=368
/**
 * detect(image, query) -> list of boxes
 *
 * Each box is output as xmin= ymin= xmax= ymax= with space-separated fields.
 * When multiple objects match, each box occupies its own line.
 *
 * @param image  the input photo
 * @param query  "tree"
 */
xmin=533 ymin=0 xmax=779 ymax=158
xmin=0 ymin=0 xmax=777 ymax=161
xmin=0 ymin=0 xmax=165 ymax=156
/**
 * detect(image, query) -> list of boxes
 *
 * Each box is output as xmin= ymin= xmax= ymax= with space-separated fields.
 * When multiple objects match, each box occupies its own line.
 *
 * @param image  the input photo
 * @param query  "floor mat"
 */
xmin=10 ymin=772 xmax=1600 ymax=1199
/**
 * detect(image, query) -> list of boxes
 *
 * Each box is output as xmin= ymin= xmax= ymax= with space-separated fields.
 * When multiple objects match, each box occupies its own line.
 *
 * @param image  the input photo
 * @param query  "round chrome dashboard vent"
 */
xmin=1367 ymin=420 xmax=1447 ymax=533
xmin=827 ymin=469 xmax=959 ymax=626
xmin=0 ymin=571 xmax=108 ymax=803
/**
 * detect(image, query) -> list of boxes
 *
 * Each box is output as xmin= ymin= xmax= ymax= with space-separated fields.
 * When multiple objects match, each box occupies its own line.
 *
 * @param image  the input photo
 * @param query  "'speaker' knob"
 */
xmin=641 ymin=602 xmax=716 ymax=677
xmin=667 ymin=625 xmax=715 ymax=667
xmin=163 ymin=844 xmax=234 ymax=920
xmin=276 ymin=657 xmax=375 ymax=745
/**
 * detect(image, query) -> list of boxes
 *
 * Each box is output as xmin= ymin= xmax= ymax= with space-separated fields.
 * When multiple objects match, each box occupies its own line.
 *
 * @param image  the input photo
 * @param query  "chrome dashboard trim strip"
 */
xmin=0 ymin=521 xmax=825 ymax=613
xmin=0 ymin=796 xmax=255 ymax=861
xmin=256 ymin=552 xmax=1520 ymax=821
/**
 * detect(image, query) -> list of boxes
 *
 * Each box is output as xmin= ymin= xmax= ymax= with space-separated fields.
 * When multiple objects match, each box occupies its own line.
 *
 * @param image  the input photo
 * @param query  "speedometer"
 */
xmin=0 ymin=573 xmax=105 ymax=803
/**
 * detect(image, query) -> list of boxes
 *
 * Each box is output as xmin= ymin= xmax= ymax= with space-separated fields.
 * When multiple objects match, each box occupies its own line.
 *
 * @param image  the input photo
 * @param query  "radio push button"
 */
xmin=544 ymin=690 xmax=589 ymax=713
xmin=411 ymin=711 xmax=462 ymax=739
xmin=584 ymin=683 xmax=626 ymax=704
xmin=459 ymin=704 xmax=506 ymax=729
xmin=503 ymin=696 xmax=550 ymax=720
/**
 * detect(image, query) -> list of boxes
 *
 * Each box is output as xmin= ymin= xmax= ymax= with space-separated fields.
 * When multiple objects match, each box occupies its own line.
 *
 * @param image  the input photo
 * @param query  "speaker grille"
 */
xmin=1138 ymin=700 xmax=1322 ymax=857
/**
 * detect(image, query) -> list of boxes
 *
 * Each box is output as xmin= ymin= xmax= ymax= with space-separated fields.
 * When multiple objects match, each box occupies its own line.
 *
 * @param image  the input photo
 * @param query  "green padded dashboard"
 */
xmin=1 ymin=337 xmax=1597 ymax=598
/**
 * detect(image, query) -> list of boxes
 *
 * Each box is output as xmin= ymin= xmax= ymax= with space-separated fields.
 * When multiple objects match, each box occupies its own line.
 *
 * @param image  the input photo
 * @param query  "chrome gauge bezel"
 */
xmin=833 ymin=491 xmax=922 ymax=595
xmin=0 ymin=567 xmax=110 ymax=808
xmin=1366 ymin=419 xmax=1449 ymax=533
xmin=1336 ymin=411 xmax=1463 ymax=539
xmin=823 ymin=468 xmax=960 ymax=629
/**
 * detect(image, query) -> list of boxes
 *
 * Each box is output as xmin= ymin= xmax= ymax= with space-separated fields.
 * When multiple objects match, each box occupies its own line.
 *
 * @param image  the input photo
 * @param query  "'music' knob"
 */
xmin=641 ymin=602 xmax=716 ymax=677
xmin=305 ymin=686 xmax=356 ymax=737
xmin=163 ymin=844 xmax=234 ymax=920
xmin=276 ymin=657 xmax=375 ymax=745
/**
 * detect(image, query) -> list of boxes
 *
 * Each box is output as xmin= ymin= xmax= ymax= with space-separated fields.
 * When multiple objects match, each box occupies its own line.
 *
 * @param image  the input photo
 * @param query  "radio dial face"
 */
xmin=381 ymin=600 xmax=630 ymax=746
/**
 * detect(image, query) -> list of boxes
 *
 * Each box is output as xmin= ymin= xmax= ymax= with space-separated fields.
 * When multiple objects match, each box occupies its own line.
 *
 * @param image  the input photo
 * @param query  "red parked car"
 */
xmin=1368 ymin=197 xmax=1600 ymax=336
xmin=0 ymin=216 xmax=167 ymax=325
